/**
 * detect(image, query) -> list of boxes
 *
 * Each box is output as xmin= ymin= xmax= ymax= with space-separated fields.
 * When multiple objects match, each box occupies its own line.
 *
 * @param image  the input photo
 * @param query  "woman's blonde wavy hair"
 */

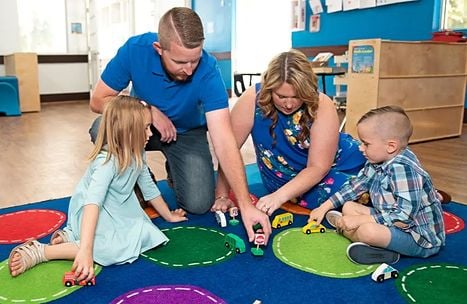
xmin=258 ymin=49 xmax=319 ymax=146
xmin=89 ymin=96 xmax=151 ymax=174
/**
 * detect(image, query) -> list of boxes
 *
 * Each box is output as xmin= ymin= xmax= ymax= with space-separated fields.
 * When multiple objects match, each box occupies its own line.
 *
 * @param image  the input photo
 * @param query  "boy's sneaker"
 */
xmin=347 ymin=242 xmax=400 ymax=265
xmin=325 ymin=210 xmax=342 ymax=229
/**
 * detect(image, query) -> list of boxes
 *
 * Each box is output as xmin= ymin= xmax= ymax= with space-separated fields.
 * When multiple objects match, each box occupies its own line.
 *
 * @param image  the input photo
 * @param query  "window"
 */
xmin=442 ymin=0 xmax=466 ymax=30
xmin=17 ymin=0 xmax=67 ymax=53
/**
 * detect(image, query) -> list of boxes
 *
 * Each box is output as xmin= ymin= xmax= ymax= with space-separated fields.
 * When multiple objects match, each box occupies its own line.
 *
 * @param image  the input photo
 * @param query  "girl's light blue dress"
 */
xmin=64 ymin=150 xmax=168 ymax=266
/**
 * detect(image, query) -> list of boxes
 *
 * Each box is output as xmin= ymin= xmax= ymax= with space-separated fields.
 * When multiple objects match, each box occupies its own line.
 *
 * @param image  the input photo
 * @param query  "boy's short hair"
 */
xmin=358 ymin=105 xmax=413 ymax=147
xmin=158 ymin=7 xmax=205 ymax=50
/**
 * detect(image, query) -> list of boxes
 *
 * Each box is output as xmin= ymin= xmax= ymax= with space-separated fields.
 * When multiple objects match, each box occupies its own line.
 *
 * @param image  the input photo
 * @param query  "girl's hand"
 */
xmin=167 ymin=208 xmax=188 ymax=223
xmin=72 ymin=248 xmax=95 ymax=283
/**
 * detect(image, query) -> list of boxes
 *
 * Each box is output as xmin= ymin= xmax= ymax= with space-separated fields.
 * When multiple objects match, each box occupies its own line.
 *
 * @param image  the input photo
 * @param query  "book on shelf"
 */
xmin=312 ymin=66 xmax=346 ymax=74
xmin=311 ymin=52 xmax=334 ymax=67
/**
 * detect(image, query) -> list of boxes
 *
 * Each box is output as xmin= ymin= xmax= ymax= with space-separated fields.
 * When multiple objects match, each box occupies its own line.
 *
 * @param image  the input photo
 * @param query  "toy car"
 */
xmin=271 ymin=212 xmax=293 ymax=229
xmin=215 ymin=210 xmax=227 ymax=227
xmin=63 ymin=271 xmax=96 ymax=287
xmin=371 ymin=263 xmax=399 ymax=283
xmin=302 ymin=221 xmax=326 ymax=234
xmin=224 ymin=233 xmax=246 ymax=254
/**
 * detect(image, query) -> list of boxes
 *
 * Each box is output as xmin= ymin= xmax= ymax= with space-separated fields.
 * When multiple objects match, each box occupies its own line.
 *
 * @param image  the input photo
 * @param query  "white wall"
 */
xmin=0 ymin=0 xmax=89 ymax=95
xmin=0 ymin=0 xmax=20 ymax=55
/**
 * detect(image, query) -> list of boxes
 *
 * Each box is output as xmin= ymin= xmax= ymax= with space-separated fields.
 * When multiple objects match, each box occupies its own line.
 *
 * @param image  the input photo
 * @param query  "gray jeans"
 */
xmin=89 ymin=116 xmax=215 ymax=214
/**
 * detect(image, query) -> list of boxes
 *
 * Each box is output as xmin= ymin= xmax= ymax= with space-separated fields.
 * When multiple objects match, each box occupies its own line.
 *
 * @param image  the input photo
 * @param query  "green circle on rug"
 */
xmin=142 ymin=226 xmax=235 ymax=267
xmin=0 ymin=259 xmax=101 ymax=303
xmin=273 ymin=228 xmax=377 ymax=278
xmin=395 ymin=263 xmax=467 ymax=303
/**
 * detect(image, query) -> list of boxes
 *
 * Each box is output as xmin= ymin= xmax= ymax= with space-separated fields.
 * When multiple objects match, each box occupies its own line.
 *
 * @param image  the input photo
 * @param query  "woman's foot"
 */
xmin=50 ymin=229 xmax=69 ymax=245
xmin=9 ymin=240 xmax=48 ymax=277
xmin=436 ymin=189 xmax=451 ymax=204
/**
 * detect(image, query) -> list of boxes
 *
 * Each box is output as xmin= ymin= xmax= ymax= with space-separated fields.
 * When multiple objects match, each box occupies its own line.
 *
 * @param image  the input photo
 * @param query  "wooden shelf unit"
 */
xmin=4 ymin=53 xmax=41 ymax=112
xmin=345 ymin=39 xmax=467 ymax=143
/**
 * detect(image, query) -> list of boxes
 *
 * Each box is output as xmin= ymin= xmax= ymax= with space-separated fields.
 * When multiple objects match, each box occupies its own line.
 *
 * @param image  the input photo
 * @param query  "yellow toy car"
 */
xmin=302 ymin=221 xmax=326 ymax=234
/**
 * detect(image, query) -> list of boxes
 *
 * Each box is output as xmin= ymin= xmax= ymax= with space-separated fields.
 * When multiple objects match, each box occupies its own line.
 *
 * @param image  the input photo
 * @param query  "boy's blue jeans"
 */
xmin=89 ymin=117 xmax=215 ymax=214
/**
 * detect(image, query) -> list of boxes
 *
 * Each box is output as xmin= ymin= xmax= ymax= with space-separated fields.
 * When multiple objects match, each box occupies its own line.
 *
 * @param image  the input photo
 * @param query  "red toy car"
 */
xmin=62 ymin=271 xmax=96 ymax=287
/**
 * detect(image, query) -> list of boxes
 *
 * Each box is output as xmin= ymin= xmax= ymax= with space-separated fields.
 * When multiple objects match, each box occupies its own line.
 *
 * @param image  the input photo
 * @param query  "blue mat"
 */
xmin=0 ymin=164 xmax=466 ymax=303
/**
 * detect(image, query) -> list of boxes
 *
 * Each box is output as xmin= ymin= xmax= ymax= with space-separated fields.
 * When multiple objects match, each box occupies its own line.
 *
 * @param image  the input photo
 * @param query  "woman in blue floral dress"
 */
xmin=214 ymin=49 xmax=365 ymax=215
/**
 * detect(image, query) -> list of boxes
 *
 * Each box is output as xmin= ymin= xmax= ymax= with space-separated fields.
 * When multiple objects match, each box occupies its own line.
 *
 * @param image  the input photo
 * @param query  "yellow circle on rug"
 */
xmin=273 ymin=228 xmax=377 ymax=278
xmin=0 ymin=260 xmax=101 ymax=303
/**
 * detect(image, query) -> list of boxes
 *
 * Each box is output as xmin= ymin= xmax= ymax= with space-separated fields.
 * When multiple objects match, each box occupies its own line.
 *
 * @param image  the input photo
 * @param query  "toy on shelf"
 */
xmin=302 ymin=221 xmax=326 ymax=234
xmin=229 ymin=206 xmax=240 ymax=226
xmin=62 ymin=271 xmax=96 ymax=287
xmin=224 ymin=233 xmax=246 ymax=254
xmin=271 ymin=212 xmax=294 ymax=229
xmin=371 ymin=263 xmax=399 ymax=283
xmin=215 ymin=210 xmax=227 ymax=227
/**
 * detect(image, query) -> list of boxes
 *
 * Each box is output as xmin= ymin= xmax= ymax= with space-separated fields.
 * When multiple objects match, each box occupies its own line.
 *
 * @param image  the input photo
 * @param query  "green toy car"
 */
xmin=224 ymin=233 xmax=246 ymax=254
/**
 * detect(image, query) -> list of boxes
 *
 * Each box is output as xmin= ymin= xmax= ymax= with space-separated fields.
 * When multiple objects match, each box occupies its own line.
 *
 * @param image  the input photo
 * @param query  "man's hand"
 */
xmin=242 ymin=204 xmax=271 ymax=244
xmin=151 ymin=106 xmax=177 ymax=143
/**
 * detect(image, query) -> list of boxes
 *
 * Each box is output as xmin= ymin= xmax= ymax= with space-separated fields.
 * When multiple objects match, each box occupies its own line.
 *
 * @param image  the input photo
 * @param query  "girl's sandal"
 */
xmin=50 ymin=229 xmax=69 ymax=245
xmin=8 ymin=240 xmax=48 ymax=277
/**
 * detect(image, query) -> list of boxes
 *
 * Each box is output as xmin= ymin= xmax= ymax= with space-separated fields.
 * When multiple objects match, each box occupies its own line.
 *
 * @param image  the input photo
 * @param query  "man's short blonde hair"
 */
xmin=158 ymin=7 xmax=205 ymax=50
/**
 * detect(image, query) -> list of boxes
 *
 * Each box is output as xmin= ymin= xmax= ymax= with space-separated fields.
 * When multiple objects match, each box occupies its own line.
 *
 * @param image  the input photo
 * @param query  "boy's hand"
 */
xmin=308 ymin=200 xmax=333 ymax=225
xmin=167 ymin=208 xmax=188 ymax=223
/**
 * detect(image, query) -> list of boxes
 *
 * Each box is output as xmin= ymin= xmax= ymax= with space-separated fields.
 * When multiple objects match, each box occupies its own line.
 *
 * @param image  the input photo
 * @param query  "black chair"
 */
xmin=233 ymin=73 xmax=261 ymax=97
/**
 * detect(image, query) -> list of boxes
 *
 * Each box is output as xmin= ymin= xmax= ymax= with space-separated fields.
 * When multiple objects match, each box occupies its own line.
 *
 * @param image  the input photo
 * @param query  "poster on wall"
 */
xmin=377 ymin=0 xmax=417 ymax=6
xmin=309 ymin=0 xmax=323 ymax=14
xmin=309 ymin=14 xmax=321 ymax=32
xmin=326 ymin=0 xmax=343 ymax=13
xmin=359 ymin=0 xmax=376 ymax=8
xmin=351 ymin=45 xmax=375 ymax=73
xmin=291 ymin=0 xmax=306 ymax=31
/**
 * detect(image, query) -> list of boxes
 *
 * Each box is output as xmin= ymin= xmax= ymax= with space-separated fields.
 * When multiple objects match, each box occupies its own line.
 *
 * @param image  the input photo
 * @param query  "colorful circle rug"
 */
xmin=0 ymin=259 xmax=101 ymax=303
xmin=395 ymin=263 xmax=467 ymax=303
xmin=443 ymin=211 xmax=464 ymax=234
xmin=273 ymin=228 xmax=377 ymax=278
xmin=111 ymin=285 xmax=226 ymax=304
xmin=142 ymin=226 xmax=235 ymax=267
xmin=0 ymin=209 xmax=66 ymax=244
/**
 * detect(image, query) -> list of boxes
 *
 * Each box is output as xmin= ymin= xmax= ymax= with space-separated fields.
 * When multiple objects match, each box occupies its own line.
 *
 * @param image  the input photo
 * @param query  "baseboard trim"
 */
xmin=40 ymin=92 xmax=90 ymax=102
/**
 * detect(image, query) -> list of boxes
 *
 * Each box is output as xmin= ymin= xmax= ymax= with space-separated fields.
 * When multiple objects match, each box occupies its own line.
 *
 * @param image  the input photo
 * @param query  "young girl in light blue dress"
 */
xmin=9 ymin=96 xmax=187 ymax=282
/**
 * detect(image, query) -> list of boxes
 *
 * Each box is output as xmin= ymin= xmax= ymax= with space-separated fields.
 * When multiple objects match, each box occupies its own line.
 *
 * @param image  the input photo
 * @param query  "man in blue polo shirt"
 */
xmin=89 ymin=7 xmax=271 ymax=244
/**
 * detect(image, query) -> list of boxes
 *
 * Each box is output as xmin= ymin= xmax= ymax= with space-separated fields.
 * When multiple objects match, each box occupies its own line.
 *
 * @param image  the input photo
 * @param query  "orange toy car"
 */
xmin=62 ymin=271 xmax=96 ymax=287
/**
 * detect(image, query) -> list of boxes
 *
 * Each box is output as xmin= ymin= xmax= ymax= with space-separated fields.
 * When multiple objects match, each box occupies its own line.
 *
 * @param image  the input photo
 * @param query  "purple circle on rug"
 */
xmin=111 ymin=285 xmax=226 ymax=304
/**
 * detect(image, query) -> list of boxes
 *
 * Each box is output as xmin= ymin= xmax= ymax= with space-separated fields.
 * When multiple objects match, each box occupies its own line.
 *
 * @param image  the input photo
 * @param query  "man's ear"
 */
xmin=153 ymin=42 xmax=162 ymax=55
xmin=386 ymin=139 xmax=399 ymax=154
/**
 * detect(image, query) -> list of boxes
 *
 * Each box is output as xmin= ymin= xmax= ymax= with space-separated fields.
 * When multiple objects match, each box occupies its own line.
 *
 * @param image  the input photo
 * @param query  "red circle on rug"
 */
xmin=0 ymin=209 xmax=66 ymax=244
xmin=443 ymin=211 xmax=464 ymax=234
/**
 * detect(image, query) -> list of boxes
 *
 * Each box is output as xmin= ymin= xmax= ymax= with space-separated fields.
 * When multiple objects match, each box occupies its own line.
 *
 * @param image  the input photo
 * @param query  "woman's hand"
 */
xmin=256 ymin=194 xmax=283 ymax=216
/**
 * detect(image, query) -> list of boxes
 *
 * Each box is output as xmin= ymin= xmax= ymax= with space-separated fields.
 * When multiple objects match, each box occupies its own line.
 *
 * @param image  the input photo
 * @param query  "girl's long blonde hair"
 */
xmin=258 ymin=49 xmax=319 ymax=145
xmin=89 ymin=96 xmax=151 ymax=173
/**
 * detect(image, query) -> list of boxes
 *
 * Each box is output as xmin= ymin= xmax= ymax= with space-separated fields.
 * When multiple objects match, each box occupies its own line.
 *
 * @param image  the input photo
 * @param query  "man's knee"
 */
xmin=89 ymin=116 xmax=102 ymax=144
xmin=178 ymin=190 xmax=213 ymax=215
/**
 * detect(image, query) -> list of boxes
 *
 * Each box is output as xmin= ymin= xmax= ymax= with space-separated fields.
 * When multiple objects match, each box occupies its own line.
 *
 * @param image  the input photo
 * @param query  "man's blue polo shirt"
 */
xmin=101 ymin=32 xmax=228 ymax=133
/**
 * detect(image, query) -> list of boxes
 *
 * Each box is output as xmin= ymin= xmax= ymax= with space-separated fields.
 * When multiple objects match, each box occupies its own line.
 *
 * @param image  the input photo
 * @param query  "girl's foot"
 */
xmin=9 ymin=240 xmax=48 ymax=277
xmin=50 ymin=229 xmax=69 ymax=245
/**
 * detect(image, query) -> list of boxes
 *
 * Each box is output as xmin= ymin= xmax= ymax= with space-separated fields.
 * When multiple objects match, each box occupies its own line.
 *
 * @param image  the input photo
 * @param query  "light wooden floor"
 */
xmin=1 ymin=100 xmax=466 ymax=209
